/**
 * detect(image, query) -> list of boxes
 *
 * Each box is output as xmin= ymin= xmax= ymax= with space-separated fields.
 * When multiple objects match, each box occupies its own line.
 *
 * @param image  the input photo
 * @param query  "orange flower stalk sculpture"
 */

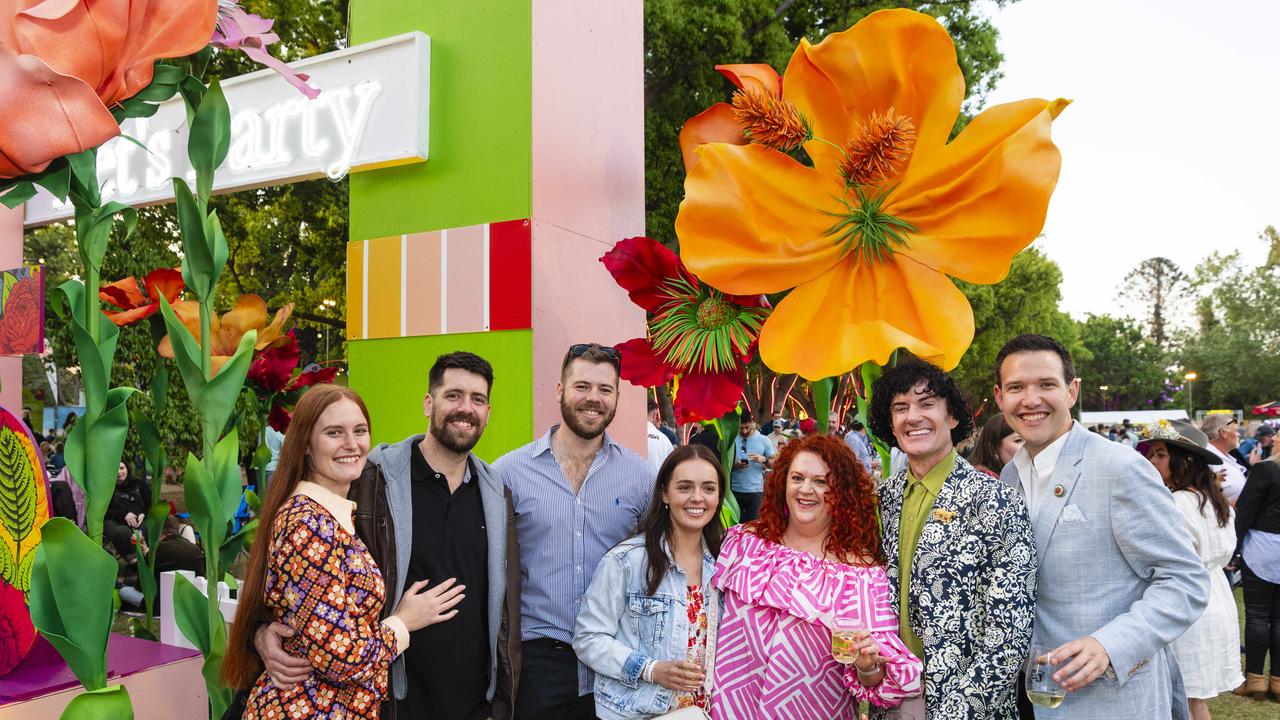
xmin=157 ymin=294 xmax=293 ymax=375
xmin=99 ymin=268 xmax=184 ymax=326
xmin=675 ymin=9 xmax=1066 ymax=379
xmin=0 ymin=0 xmax=218 ymax=179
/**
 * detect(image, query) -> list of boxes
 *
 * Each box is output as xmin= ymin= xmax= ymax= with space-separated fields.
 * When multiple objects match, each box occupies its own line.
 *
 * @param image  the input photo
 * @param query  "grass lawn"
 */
xmin=1205 ymin=587 xmax=1274 ymax=719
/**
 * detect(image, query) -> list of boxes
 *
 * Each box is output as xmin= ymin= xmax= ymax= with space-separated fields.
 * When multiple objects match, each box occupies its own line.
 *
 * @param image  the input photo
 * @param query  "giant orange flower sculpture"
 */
xmin=157 ymin=294 xmax=294 ymax=375
xmin=0 ymin=0 xmax=218 ymax=179
xmin=675 ymin=9 xmax=1066 ymax=379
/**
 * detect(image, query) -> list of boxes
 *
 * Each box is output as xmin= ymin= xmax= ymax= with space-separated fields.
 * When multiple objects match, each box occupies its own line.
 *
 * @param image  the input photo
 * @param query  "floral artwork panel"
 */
xmin=0 ymin=266 xmax=45 ymax=356
xmin=0 ymin=406 xmax=50 ymax=676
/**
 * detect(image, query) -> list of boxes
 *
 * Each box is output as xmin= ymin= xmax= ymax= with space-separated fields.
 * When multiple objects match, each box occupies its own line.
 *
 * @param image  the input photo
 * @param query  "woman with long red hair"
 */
xmin=710 ymin=434 xmax=921 ymax=719
xmin=222 ymin=385 xmax=446 ymax=718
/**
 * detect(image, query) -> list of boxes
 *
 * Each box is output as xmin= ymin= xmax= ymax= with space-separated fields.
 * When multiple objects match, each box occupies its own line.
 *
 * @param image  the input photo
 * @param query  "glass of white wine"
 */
xmin=1024 ymin=643 xmax=1066 ymax=709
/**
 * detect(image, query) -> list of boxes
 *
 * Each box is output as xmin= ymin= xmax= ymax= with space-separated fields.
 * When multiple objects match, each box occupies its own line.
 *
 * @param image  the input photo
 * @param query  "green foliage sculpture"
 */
xmin=1 ymin=1 xmax=317 ymax=716
xmin=153 ymin=79 xmax=258 ymax=719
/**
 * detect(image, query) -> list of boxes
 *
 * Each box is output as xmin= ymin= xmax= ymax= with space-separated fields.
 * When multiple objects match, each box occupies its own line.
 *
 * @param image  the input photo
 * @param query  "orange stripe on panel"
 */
xmin=445 ymin=224 xmax=486 ymax=334
xmin=346 ymin=241 xmax=365 ymax=340
xmin=404 ymin=231 xmax=443 ymax=337
xmin=365 ymin=235 xmax=403 ymax=339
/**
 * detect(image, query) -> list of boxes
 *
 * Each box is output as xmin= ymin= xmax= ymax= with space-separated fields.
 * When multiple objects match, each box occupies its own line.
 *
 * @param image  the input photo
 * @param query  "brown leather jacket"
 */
xmin=348 ymin=450 xmax=521 ymax=720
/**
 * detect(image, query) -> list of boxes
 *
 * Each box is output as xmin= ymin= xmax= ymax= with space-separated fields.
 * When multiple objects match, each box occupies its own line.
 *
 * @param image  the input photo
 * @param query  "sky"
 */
xmin=982 ymin=0 xmax=1280 ymax=319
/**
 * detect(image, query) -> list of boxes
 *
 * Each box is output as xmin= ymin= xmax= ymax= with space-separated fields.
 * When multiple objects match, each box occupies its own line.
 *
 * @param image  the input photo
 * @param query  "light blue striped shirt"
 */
xmin=494 ymin=425 xmax=654 ymax=695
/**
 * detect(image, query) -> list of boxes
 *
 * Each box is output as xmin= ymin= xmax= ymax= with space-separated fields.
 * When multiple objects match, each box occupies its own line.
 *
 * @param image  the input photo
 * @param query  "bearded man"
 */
xmin=494 ymin=343 xmax=655 ymax=719
xmin=255 ymin=351 xmax=521 ymax=720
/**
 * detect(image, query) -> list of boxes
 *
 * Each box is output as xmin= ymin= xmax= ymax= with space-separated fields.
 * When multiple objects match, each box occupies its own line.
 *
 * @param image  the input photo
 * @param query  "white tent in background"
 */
xmin=1079 ymin=410 xmax=1189 ymax=426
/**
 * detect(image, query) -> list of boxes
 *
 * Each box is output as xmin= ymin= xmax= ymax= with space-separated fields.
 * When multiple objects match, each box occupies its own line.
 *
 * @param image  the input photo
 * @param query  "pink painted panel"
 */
xmin=444 ymin=224 xmax=486 ymax=334
xmin=530 ymin=1 xmax=646 ymax=453
xmin=531 ymin=0 xmax=645 ymax=245
xmin=0 ymin=205 xmax=23 ymax=412
xmin=531 ymin=220 xmax=646 ymax=454
xmin=404 ymin=231 xmax=442 ymax=337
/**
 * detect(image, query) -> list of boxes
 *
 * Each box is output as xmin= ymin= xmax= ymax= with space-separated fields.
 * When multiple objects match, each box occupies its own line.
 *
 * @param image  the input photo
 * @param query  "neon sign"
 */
xmin=24 ymin=32 xmax=429 ymax=227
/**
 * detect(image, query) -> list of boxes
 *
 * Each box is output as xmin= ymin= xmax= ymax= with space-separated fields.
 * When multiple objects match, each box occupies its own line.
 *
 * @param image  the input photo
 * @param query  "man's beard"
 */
xmin=430 ymin=411 xmax=484 ymax=454
xmin=560 ymin=397 xmax=616 ymax=440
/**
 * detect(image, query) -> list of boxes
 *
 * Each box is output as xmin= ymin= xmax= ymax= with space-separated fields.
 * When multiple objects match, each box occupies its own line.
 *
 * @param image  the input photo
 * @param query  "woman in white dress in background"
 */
xmin=1138 ymin=420 xmax=1243 ymax=720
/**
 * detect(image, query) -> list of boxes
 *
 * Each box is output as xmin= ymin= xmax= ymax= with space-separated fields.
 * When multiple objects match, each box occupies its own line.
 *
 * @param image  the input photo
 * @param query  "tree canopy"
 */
xmin=1117 ymin=256 xmax=1189 ymax=347
xmin=1176 ymin=226 xmax=1280 ymax=410
xmin=1075 ymin=314 xmax=1170 ymax=412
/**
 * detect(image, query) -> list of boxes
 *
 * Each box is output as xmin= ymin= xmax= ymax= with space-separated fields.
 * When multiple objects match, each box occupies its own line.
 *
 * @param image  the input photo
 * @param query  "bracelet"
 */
xmin=642 ymin=660 xmax=655 ymax=683
xmin=855 ymin=663 xmax=883 ymax=679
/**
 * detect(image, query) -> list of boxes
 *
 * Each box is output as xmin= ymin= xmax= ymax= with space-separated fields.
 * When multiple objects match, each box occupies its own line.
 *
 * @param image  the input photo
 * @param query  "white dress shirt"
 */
xmin=1206 ymin=442 xmax=1248 ymax=503
xmin=1012 ymin=429 xmax=1072 ymax=520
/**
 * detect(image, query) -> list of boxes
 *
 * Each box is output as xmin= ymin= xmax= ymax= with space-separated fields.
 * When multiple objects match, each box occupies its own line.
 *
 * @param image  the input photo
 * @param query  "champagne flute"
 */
xmin=1025 ymin=643 xmax=1066 ymax=708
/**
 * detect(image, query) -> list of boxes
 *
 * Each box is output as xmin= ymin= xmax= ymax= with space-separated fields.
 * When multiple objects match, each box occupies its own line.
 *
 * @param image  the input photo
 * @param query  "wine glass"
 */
xmin=1024 ymin=643 xmax=1066 ymax=708
xmin=830 ymin=620 xmax=859 ymax=664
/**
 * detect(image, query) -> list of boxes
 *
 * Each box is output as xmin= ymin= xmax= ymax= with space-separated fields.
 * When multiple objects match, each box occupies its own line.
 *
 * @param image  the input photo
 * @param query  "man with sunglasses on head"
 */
xmin=731 ymin=411 xmax=775 ymax=522
xmin=494 ymin=343 xmax=655 ymax=719
xmin=1200 ymin=414 xmax=1248 ymax=504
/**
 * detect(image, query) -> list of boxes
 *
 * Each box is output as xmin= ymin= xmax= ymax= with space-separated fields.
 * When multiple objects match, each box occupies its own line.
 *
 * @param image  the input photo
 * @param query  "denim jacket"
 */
xmin=573 ymin=534 xmax=721 ymax=720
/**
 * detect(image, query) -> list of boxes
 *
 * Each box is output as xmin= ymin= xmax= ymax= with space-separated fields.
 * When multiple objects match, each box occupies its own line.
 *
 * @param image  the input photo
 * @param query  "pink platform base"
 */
xmin=0 ymin=634 xmax=206 ymax=717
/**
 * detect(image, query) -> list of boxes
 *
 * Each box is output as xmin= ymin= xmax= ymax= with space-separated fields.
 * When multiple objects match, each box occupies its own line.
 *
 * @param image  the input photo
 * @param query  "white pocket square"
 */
xmin=1061 ymin=504 xmax=1087 ymax=523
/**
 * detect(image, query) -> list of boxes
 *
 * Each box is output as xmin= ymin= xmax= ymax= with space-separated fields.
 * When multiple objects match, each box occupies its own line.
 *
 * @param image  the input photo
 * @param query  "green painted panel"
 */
xmin=347 ymin=330 xmax=534 ymax=463
xmin=349 ymin=0 xmax=532 ymax=238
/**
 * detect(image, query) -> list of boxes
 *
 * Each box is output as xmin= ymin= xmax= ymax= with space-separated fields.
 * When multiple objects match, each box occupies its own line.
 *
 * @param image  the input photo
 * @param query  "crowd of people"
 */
xmin=31 ymin=333 xmax=1279 ymax=719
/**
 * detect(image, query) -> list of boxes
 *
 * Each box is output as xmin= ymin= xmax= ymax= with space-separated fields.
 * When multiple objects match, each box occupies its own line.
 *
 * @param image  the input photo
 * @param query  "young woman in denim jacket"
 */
xmin=574 ymin=444 xmax=726 ymax=719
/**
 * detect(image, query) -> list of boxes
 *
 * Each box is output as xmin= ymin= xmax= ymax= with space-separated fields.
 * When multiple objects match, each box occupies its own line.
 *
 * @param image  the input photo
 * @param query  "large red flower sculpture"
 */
xmin=247 ymin=331 xmax=339 ymax=431
xmin=601 ymin=237 xmax=769 ymax=423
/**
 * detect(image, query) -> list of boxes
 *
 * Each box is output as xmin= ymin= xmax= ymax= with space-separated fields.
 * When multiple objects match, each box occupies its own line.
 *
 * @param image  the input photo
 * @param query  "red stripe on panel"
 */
xmin=488 ymin=218 xmax=532 ymax=331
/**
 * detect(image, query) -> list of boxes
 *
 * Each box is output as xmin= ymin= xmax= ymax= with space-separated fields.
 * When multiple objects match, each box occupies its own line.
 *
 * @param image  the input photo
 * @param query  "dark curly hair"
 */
xmin=751 ymin=434 xmax=883 ymax=566
xmin=867 ymin=359 xmax=974 ymax=450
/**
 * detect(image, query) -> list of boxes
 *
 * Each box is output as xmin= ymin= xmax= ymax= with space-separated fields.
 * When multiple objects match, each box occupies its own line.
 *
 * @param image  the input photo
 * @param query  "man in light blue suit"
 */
xmin=994 ymin=334 xmax=1209 ymax=719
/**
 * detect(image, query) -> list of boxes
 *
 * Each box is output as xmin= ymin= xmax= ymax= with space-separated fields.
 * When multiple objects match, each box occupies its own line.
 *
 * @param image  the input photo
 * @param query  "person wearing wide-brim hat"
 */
xmin=1137 ymin=419 xmax=1223 ymax=466
xmin=1137 ymin=420 xmax=1243 ymax=716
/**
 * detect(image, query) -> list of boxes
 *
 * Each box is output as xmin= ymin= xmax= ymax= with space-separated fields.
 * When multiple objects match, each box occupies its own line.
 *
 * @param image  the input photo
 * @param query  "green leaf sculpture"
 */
xmin=28 ymin=519 xmax=117 ymax=691
xmin=188 ymin=80 xmax=231 ymax=199
xmin=57 ymin=684 xmax=135 ymax=720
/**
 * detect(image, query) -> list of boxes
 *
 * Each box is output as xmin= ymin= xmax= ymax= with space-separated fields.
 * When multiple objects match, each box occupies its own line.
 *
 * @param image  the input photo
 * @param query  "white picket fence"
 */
xmin=158 ymin=570 xmax=241 ymax=649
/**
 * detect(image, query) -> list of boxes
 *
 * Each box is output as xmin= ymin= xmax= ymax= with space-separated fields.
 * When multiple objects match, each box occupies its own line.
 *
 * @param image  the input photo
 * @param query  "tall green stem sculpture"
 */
xmin=156 ymin=79 xmax=256 ymax=720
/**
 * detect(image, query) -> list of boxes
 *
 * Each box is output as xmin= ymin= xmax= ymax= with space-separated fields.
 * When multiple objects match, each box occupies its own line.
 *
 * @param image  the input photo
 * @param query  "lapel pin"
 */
xmin=1053 ymin=484 xmax=1065 ymax=498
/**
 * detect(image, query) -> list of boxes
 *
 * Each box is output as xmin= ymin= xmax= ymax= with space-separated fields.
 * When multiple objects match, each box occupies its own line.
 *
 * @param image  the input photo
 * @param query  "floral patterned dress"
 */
xmin=244 ymin=492 xmax=401 ymax=719
xmin=675 ymin=584 xmax=710 ymax=710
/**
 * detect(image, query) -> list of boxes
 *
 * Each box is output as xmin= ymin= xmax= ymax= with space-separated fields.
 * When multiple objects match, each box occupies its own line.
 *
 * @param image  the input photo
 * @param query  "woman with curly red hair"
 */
xmin=709 ymin=434 xmax=922 ymax=719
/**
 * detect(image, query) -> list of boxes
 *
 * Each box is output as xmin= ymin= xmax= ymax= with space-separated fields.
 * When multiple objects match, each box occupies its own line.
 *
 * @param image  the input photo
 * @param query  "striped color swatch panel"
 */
xmin=347 ymin=218 xmax=532 ymax=340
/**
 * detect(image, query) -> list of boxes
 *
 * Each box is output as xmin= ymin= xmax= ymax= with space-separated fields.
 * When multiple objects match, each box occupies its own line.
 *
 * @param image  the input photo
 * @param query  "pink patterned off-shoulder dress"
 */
xmin=710 ymin=526 xmax=921 ymax=719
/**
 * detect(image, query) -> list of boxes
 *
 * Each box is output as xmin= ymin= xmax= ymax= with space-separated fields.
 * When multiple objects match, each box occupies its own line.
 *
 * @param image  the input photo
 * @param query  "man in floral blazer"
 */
xmin=869 ymin=360 xmax=1038 ymax=719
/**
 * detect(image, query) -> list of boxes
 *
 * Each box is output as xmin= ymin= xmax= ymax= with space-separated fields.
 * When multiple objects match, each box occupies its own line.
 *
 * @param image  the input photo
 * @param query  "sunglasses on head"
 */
xmin=567 ymin=343 xmax=622 ymax=369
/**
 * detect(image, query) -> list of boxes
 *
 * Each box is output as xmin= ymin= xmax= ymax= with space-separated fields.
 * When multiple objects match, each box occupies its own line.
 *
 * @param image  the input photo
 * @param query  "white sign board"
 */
xmin=24 ymin=32 xmax=430 ymax=227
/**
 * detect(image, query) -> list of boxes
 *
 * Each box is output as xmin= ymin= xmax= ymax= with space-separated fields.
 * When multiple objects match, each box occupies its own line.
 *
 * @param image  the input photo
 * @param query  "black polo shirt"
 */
xmin=398 ymin=444 xmax=491 ymax=720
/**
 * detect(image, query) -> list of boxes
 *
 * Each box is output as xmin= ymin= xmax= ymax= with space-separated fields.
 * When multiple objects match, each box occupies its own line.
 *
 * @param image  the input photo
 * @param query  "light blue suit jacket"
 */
xmin=1000 ymin=423 xmax=1209 ymax=719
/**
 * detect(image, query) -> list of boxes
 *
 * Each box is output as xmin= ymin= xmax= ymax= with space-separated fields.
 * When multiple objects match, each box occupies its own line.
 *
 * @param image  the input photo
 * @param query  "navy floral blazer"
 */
xmin=875 ymin=455 xmax=1038 ymax=719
